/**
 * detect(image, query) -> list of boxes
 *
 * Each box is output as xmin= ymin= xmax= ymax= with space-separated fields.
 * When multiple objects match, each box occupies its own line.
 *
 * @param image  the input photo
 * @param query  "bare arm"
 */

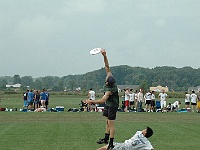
xmin=97 ymin=145 xmax=108 ymax=150
xmin=84 ymin=91 xmax=111 ymax=104
xmin=101 ymin=49 xmax=112 ymax=76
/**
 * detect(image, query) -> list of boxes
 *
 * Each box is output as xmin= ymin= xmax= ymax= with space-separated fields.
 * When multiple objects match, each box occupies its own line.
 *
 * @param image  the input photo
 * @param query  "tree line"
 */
xmin=0 ymin=65 xmax=199 ymax=92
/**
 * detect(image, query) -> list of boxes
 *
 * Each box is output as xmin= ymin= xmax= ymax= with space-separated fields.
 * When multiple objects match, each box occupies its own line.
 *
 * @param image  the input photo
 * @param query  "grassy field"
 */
xmin=0 ymin=94 xmax=199 ymax=150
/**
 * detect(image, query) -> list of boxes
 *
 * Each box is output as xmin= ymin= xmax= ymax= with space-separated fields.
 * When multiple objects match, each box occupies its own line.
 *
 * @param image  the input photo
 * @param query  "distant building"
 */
xmin=150 ymin=85 xmax=169 ymax=92
xmin=6 ymin=83 xmax=21 ymax=88
xmin=188 ymin=86 xmax=200 ymax=93
xmin=117 ymin=85 xmax=140 ymax=92
xmin=76 ymin=87 xmax=81 ymax=92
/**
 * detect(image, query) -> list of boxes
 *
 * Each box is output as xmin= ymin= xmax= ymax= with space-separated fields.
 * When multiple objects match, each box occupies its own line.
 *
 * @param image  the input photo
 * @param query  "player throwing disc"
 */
xmin=90 ymin=48 xmax=102 ymax=55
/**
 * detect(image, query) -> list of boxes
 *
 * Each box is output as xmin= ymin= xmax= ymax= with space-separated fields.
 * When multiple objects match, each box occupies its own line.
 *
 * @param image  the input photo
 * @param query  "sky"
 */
xmin=0 ymin=0 xmax=200 ymax=77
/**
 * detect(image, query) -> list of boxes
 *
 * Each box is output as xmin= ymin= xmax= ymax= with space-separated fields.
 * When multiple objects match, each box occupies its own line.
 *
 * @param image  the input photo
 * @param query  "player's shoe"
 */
xmin=106 ymin=145 xmax=114 ymax=150
xmin=97 ymin=138 xmax=108 ymax=144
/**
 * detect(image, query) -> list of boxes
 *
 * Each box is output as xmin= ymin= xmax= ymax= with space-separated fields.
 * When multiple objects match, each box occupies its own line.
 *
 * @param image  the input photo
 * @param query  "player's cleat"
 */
xmin=97 ymin=138 xmax=108 ymax=144
xmin=107 ymin=145 xmax=114 ymax=150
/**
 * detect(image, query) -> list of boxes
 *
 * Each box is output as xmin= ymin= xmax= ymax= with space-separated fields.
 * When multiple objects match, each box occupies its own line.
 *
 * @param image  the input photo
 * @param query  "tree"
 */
xmin=21 ymin=76 xmax=34 ymax=88
xmin=139 ymin=80 xmax=149 ymax=92
xmin=13 ymin=75 xmax=21 ymax=84
xmin=68 ymin=80 xmax=75 ymax=91
xmin=0 ymin=79 xmax=7 ymax=90
xmin=33 ymin=79 xmax=43 ymax=90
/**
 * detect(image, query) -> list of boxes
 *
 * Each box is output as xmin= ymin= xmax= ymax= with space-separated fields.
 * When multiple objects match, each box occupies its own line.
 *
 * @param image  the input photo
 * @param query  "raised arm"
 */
xmin=101 ymin=49 xmax=112 ymax=76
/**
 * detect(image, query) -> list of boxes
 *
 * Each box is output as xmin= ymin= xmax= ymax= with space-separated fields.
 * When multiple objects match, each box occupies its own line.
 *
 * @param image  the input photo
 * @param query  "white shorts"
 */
xmin=41 ymin=99 xmax=46 ymax=104
xmin=160 ymin=100 xmax=166 ymax=109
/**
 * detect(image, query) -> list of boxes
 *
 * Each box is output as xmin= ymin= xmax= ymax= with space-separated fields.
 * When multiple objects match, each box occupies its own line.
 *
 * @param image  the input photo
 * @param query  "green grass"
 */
xmin=0 ymin=94 xmax=199 ymax=150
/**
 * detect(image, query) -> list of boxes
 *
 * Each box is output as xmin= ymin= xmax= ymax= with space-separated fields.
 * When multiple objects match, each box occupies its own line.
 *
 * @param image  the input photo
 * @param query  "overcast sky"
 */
xmin=0 ymin=0 xmax=199 ymax=77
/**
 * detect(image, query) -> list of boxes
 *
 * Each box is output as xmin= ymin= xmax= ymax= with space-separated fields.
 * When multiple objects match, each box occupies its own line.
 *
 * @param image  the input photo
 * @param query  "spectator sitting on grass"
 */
xmin=171 ymin=101 xmax=181 ymax=112
xmin=34 ymin=106 xmax=46 ymax=112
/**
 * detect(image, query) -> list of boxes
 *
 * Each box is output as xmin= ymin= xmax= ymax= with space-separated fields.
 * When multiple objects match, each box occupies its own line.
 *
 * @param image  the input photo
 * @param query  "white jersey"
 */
xmin=185 ymin=94 xmax=190 ymax=102
xmin=88 ymin=91 xmax=95 ymax=100
xmin=129 ymin=93 xmax=135 ymax=102
xmin=151 ymin=94 xmax=155 ymax=100
xmin=158 ymin=93 xmax=167 ymax=101
xmin=172 ymin=101 xmax=179 ymax=108
xmin=190 ymin=93 xmax=197 ymax=103
xmin=145 ymin=92 xmax=152 ymax=100
xmin=114 ymin=131 xmax=153 ymax=150
xmin=125 ymin=90 xmax=130 ymax=101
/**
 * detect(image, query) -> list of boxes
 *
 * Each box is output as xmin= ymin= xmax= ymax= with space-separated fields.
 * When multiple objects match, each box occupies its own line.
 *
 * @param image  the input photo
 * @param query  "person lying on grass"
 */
xmin=34 ymin=106 xmax=46 ymax=112
xmin=97 ymin=126 xmax=154 ymax=150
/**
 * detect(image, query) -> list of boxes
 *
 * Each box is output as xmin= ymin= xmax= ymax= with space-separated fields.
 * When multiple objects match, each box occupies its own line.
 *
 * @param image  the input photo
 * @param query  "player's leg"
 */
xmin=160 ymin=101 xmax=164 ymax=110
xmin=106 ymin=106 xmax=118 ymax=149
xmin=97 ymin=105 xmax=109 ymax=144
xmin=107 ymin=120 xmax=115 ymax=148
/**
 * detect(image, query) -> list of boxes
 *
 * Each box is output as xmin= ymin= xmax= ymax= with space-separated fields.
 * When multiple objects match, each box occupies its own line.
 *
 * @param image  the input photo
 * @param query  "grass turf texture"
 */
xmin=0 ymin=94 xmax=199 ymax=150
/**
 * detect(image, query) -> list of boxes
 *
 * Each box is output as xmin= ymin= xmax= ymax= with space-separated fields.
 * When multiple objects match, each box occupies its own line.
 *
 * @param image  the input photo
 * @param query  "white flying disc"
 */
xmin=90 ymin=48 xmax=102 ymax=55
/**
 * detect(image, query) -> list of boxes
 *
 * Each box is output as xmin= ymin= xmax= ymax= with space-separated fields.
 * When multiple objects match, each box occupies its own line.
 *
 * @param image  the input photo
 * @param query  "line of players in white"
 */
xmin=123 ymin=88 xmax=200 ymax=112
xmin=87 ymin=88 xmax=200 ymax=113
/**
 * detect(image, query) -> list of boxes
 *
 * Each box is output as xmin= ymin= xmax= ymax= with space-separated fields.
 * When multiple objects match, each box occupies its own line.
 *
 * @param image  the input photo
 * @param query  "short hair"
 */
xmin=106 ymin=76 xmax=116 ymax=87
xmin=145 ymin=126 xmax=153 ymax=138
xmin=90 ymin=88 xmax=92 ymax=90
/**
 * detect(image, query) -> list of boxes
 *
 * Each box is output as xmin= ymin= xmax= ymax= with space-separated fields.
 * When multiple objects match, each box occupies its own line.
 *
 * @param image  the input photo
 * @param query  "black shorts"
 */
xmin=45 ymin=101 xmax=49 ymax=105
xmin=130 ymin=101 xmax=134 ymax=105
xmin=191 ymin=102 xmax=196 ymax=106
xmin=35 ymin=100 xmax=40 ymax=104
xmin=103 ymin=105 xmax=118 ymax=120
xmin=146 ymin=100 xmax=151 ymax=105
xmin=185 ymin=102 xmax=190 ymax=105
xmin=151 ymin=100 xmax=155 ymax=107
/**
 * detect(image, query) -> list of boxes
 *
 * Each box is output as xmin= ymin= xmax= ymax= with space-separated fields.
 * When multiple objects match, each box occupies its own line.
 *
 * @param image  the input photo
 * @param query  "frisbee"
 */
xmin=90 ymin=48 xmax=102 ymax=55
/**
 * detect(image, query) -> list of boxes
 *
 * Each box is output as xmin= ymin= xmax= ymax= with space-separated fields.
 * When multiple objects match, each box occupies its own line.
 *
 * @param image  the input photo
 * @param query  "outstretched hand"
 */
xmin=101 ymin=49 xmax=106 ymax=56
xmin=82 ymin=99 xmax=92 ymax=104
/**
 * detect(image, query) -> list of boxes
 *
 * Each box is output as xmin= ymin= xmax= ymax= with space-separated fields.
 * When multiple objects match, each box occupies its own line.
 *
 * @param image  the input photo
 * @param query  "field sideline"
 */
xmin=0 ymin=94 xmax=199 ymax=150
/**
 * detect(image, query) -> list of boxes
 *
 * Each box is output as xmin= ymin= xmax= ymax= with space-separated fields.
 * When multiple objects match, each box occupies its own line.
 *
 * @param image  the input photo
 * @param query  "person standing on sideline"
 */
xmin=88 ymin=88 xmax=96 ymax=112
xmin=137 ymin=89 xmax=144 ymax=112
xmin=197 ymin=92 xmax=200 ymax=113
xmin=190 ymin=90 xmax=197 ymax=112
xmin=27 ymin=89 xmax=34 ymax=110
xmin=45 ymin=89 xmax=50 ymax=109
xmin=158 ymin=89 xmax=168 ymax=110
xmin=150 ymin=91 xmax=156 ymax=112
xmin=144 ymin=90 xmax=152 ymax=112
xmin=124 ymin=87 xmax=130 ymax=112
xmin=134 ymin=90 xmax=139 ymax=112
xmin=84 ymin=49 xmax=119 ymax=150
xmin=129 ymin=89 xmax=135 ymax=111
xmin=40 ymin=89 xmax=47 ymax=108
xmin=185 ymin=92 xmax=190 ymax=109
xmin=22 ymin=90 xmax=29 ymax=109
xmin=34 ymin=90 xmax=41 ymax=109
